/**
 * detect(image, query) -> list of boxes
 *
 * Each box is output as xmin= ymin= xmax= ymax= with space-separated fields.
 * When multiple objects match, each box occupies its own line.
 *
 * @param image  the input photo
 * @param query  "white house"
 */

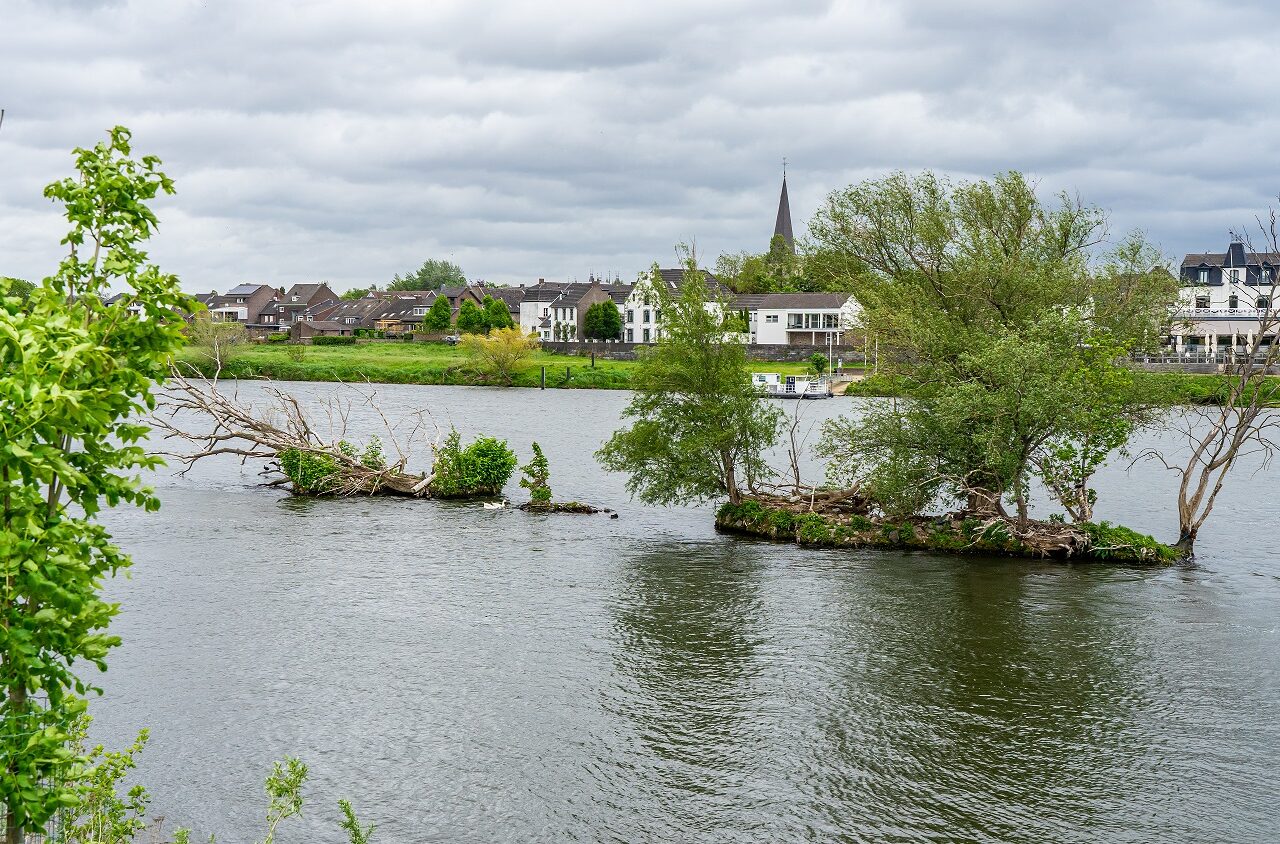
xmin=731 ymin=293 xmax=859 ymax=347
xmin=1175 ymin=240 xmax=1280 ymax=356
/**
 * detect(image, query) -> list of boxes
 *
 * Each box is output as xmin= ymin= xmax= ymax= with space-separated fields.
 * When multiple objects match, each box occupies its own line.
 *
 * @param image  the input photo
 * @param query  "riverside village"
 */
xmin=3 ymin=3 xmax=1279 ymax=843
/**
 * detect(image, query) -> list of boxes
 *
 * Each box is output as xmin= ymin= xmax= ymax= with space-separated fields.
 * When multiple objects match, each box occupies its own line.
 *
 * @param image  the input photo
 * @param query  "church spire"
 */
xmin=773 ymin=162 xmax=794 ymax=253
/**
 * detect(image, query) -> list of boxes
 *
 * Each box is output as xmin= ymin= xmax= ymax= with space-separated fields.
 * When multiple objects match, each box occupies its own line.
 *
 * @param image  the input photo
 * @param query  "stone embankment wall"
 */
xmin=540 ymin=340 xmax=867 ymax=364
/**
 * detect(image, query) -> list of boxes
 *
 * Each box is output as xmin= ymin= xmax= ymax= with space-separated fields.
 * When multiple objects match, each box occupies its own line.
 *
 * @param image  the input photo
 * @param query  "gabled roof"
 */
xmin=285 ymin=283 xmax=331 ymax=302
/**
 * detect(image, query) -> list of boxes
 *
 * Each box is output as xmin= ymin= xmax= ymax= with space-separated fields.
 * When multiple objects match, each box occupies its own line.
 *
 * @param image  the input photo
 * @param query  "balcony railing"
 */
xmin=1176 ymin=307 xmax=1269 ymax=318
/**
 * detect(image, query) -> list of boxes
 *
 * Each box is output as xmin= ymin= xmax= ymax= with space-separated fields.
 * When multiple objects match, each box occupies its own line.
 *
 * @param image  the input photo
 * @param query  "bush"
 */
xmin=810 ymin=352 xmax=829 ymax=376
xmin=1078 ymin=520 xmax=1179 ymax=562
xmin=429 ymin=430 xmax=518 ymax=498
xmin=279 ymin=448 xmax=341 ymax=493
xmin=266 ymin=332 xmax=290 ymax=343
xmin=312 ymin=335 xmax=357 ymax=346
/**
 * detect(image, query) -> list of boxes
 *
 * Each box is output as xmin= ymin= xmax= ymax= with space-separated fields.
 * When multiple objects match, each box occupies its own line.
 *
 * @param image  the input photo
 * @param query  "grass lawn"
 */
xmin=176 ymin=340 xmax=828 ymax=389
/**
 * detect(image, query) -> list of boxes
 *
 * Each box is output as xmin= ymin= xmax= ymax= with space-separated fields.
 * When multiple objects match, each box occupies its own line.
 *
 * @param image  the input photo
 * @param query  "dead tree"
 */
xmin=155 ymin=366 xmax=438 ymax=496
xmin=1145 ymin=211 xmax=1280 ymax=551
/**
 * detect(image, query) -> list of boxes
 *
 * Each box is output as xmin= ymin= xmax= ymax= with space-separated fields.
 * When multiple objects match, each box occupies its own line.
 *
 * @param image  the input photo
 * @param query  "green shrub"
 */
xmin=312 ymin=335 xmax=357 ymax=346
xmin=767 ymin=508 xmax=796 ymax=534
xmin=847 ymin=514 xmax=875 ymax=531
xmin=266 ymin=332 xmax=290 ymax=343
xmin=429 ymin=430 xmax=517 ymax=498
xmin=1078 ymin=520 xmax=1179 ymax=562
xmin=795 ymin=512 xmax=833 ymax=544
xmin=279 ymin=448 xmax=341 ymax=493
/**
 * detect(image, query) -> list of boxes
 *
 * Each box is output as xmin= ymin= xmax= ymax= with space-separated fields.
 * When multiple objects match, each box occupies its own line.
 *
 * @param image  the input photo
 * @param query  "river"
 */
xmin=92 ymin=383 xmax=1279 ymax=843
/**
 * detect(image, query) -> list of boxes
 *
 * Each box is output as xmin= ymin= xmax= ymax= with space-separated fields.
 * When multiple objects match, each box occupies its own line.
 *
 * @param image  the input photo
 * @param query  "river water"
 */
xmin=92 ymin=383 xmax=1278 ymax=843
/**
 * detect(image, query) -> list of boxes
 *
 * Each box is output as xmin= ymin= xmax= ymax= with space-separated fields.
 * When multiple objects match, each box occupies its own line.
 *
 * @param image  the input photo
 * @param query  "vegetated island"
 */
xmin=594 ymin=175 xmax=1271 ymax=563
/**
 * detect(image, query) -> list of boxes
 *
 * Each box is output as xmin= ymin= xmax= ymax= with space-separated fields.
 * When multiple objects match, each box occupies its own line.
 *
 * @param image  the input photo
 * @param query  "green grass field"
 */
xmin=176 ymin=340 xmax=1266 ymax=405
xmin=176 ymin=340 xmax=824 ymax=390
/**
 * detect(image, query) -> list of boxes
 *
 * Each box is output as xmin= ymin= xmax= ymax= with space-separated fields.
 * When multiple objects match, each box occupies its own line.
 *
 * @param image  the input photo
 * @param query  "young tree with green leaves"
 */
xmin=597 ymin=259 xmax=781 ymax=505
xmin=482 ymin=295 xmax=513 ymax=331
xmin=423 ymin=294 xmax=453 ymax=332
xmin=456 ymin=299 xmax=486 ymax=334
xmin=519 ymin=442 xmax=552 ymax=505
xmin=461 ymin=326 xmax=536 ymax=385
xmin=0 ymin=126 xmax=194 ymax=844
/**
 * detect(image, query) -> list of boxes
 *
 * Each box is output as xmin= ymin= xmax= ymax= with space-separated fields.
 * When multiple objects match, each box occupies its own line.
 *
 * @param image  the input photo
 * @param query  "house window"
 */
xmin=642 ymin=310 xmax=650 ymax=323
xmin=1263 ymin=268 xmax=1275 ymax=284
xmin=236 ymin=297 xmax=245 ymax=303
xmin=626 ymin=328 xmax=633 ymax=342
xmin=765 ymin=314 xmax=779 ymax=323
xmin=1228 ymin=269 xmax=1242 ymax=284
xmin=542 ymin=308 xmax=549 ymax=317
xmin=1257 ymin=296 xmax=1271 ymax=309
xmin=345 ymin=317 xmax=358 ymax=325
xmin=626 ymin=309 xmax=634 ymax=323
xmin=1198 ymin=269 xmax=1209 ymax=284
xmin=642 ymin=328 xmax=650 ymax=343
xmin=1195 ymin=296 xmax=1210 ymax=309
xmin=1229 ymin=295 xmax=1239 ymax=309
xmin=291 ymin=295 xmax=299 ymax=302
xmin=653 ymin=309 xmax=660 ymax=323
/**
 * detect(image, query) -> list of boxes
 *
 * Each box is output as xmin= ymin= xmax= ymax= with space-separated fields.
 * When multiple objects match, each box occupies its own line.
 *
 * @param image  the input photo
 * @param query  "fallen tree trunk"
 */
xmin=155 ymin=367 xmax=436 ymax=496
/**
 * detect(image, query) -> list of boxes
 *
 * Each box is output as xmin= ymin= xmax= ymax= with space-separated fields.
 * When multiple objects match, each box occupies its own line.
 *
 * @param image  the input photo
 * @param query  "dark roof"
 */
xmin=773 ymin=176 xmax=795 ymax=252
xmin=226 ymin=283 xmax=273 ymax=296
xmin=730 ymin=292 xmax=852 ymax=310
xmin=285 ymin=283 xmax=331 ymax=302
xmin=654 ymin=268 xmax=719 ymax=289
xmin=475 ymin=286 xmax=525 ymax=310
xmin=300 ymin=320 xmax=349 ymax=331
xmin=1181 ymin=249 xmax=1280 ymax=267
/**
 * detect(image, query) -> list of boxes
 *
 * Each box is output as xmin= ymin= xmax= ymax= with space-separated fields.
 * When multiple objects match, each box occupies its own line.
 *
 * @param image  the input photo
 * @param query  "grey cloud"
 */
xmin=3 ymin=0 xmax=1280 ymax=292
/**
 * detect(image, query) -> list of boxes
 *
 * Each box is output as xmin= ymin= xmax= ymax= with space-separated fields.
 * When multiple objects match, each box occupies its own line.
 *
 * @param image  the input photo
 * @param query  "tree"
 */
xmin=456 ymin=299 xmax=486 ymax=334
xmin=596 ymin=258 xmax=781 ymax=505
xmin=0 ymin=277 xmax=33 ymax=304
xmin=519 ymin=442 xmax=552 ymax=504
xmin=388 ymin=259 xmax=465 ymax=291
xmin=1145 ymin=215 xmax=1280 ymax=551
xmin=0 ymin=126 xmax=194 ymax=843
xmin=583 ymin=300 xmax=623 ymax=340
xmin=461 ymin=326 xmax=536 ymax=385
xmin=187 ymin=310 xmax=248 ymax=365
xmin=482 ymin=295 xmax=513 ymax=331
xmin=810 ymin=171 xmax=1175 ymax=526
xmin=341 ymin=285 xmax=376 ymax=300
xmin=423 ymin=294 xmax=452 ymax=332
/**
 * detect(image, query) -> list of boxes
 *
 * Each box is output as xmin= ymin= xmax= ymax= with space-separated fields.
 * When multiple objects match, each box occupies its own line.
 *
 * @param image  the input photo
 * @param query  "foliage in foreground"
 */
xmin=429 ymin=430 xmax=517 ymax=498
xmin=596 ymin=260 xmax=781 ymax=506
xmin=0 ymin=126 xmax=194 ymax=840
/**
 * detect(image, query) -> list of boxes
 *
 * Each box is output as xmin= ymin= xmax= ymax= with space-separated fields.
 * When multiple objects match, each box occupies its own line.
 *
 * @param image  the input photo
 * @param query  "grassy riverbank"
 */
xmin=176 ymin=341 xmax=825 ymax=389
xmin=177 ymin=341 xmax=1271 ymax=403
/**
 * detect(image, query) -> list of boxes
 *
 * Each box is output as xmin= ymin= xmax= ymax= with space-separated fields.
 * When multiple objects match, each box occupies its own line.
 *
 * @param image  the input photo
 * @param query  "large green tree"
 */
xmin=596 ymin=261 xmax=780 ymax=505
xmin=0 ymin=278 xmax=33 ymax=304
xmin=388 ymin=259 xmax=465 ymax=291
xmin=811 ymin=171 xmax=1176 ymax=524
xmin=582 ymin=300 xmax=623 ymax=340
xmin=0 ymin=127 xmax=193 ymax=843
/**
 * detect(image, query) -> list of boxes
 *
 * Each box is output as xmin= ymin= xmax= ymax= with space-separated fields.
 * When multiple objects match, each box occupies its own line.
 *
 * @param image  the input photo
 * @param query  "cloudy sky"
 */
xmin=3 ymin=0 xmax=1279 ymax=294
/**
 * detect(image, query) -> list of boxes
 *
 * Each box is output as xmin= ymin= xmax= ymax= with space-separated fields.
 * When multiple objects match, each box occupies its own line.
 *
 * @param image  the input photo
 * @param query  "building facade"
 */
xmin=1175 ymin=240 xmax=1280 ymax=355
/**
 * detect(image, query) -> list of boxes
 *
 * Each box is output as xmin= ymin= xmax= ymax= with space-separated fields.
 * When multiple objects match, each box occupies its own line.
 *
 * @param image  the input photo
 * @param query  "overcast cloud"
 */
xmin=3 ymin=0 xmax=1279 ymax=293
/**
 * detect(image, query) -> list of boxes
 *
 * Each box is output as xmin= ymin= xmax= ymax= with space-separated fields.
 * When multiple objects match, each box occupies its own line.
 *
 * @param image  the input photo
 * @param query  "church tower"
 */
xmin=773 ymin=168 xmax=795 ymax=253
